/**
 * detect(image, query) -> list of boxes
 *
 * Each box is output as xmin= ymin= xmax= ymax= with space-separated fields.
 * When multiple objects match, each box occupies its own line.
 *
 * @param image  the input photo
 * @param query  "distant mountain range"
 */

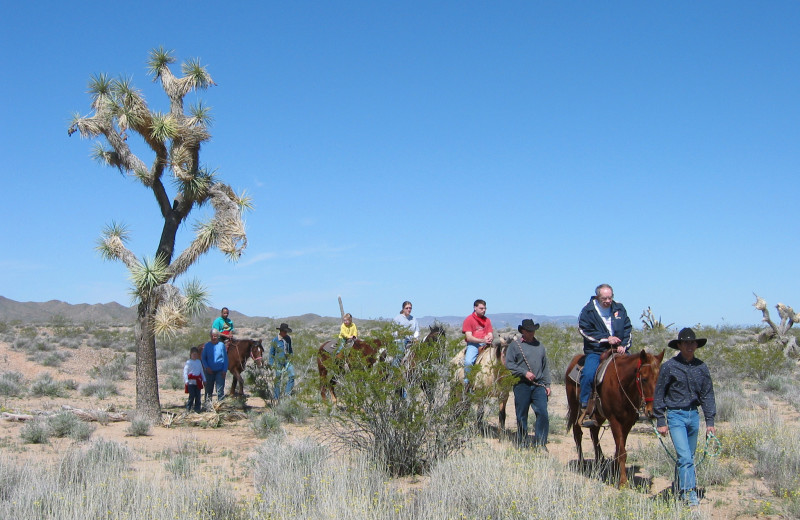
xmin=0 ymin=296 xmax=577 ymax=328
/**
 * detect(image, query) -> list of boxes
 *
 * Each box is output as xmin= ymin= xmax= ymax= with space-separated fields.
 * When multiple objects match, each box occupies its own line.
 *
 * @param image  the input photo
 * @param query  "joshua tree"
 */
xmin=753 ymin=294 xmax=800 ymax=356
xmin=69 ymin=48 xmax=251 ymax=421
xmin=640 ymin=306 xmax=673 ymax=331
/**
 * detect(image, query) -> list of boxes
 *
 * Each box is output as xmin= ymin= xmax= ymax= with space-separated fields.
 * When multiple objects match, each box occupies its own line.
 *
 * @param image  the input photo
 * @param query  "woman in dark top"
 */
xmin=653 ymin=328 xmax=716 ymax=507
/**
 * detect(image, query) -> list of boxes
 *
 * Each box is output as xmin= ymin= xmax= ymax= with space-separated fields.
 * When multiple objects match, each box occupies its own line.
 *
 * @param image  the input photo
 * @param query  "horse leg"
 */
xmin=573 ymin=423 xmax=584 ymax=468
xmin=498 ymin=392 xmax=508 ymax=437
xmin=590 ymin=426 xmax=603 ymax=465
xmin=612 ymin=420 xmax=632 ymax=488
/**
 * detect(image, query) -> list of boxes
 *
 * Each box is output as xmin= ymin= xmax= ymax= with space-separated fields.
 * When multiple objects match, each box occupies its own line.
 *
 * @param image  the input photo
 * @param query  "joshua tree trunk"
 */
xmin=135 ymin=297 xmax=161 ymax=422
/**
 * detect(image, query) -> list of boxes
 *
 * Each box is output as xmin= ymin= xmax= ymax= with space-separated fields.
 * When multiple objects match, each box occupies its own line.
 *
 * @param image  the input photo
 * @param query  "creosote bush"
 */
xmin=319 ymin=324 xmax=502 ymax=477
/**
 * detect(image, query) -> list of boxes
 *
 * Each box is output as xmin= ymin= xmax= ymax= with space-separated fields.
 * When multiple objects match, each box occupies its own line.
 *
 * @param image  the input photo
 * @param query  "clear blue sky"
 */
xmin=2 ymin=2 xmax=798 ymax=327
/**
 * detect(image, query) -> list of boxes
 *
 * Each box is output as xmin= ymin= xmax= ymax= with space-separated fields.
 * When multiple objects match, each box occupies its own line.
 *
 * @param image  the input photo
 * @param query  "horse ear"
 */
xmin=638 ymin=349 xmax=649 ymax=362
xmin=657 ymin=349 xmax=665 ymax=362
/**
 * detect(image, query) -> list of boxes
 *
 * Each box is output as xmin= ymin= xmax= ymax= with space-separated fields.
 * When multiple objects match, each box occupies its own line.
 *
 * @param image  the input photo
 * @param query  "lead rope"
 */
xmin=651 ymin=420 xmax=722 ymax=466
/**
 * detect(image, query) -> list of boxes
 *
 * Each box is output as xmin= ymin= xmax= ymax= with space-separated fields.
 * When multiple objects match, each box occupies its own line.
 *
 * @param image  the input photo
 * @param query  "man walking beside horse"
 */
xmin=578 ymin=283 xmax=632 ymax=427
xmin=505 ymin=319 xmax=551 ymax=449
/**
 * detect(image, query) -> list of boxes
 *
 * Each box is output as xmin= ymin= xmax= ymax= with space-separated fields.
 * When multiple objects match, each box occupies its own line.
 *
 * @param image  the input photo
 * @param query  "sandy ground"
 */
xmin=0 ymin=339 xmax=779 ymax=519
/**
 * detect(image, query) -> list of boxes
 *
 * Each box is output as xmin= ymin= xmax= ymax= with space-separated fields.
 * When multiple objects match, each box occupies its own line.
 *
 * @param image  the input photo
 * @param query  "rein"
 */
xmin=650 ymin=420 xmax=722 ymax=466
xmin=613 ymin=355 xmax=654 ymax=415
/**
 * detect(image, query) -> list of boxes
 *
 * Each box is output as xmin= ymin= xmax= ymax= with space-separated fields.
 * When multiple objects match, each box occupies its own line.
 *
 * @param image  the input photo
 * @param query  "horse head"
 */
xmin=637 ymin=349 xmax=665 ymax=417
xmin=423 ymin=324 xmax=446 ymax=345
xmin=251 ymin=339 xmax=265 ymax=367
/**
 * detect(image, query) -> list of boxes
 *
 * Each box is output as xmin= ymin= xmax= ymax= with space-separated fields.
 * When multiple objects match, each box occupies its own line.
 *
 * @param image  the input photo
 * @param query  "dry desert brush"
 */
xmin=753 ymin=293 xmax=800 ymax=356
xmin=68 ymin=47 xmax=252 ymax=421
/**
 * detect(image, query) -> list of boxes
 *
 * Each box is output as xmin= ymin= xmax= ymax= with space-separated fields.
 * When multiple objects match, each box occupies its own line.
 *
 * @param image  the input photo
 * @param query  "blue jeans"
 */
xmin=513 ymin=383 xmax=549 ymax=445
xmin=667 ymin=408 xmax=700 ymax=492
xmin=464 ymin=343 xmax=483 ymax=384
xmin=205 ymin=369 xmax=227 ymax=401
xmin=579 ymin=352 xmax=601 ymax=406
xmin=274 ymin=362 xmax=295 ymax=399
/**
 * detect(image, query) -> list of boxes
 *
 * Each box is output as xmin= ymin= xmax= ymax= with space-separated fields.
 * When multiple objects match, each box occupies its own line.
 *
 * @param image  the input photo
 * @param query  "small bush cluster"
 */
xmin=273 ymin=396 xmax=311 ymax=424
xmin=80 ymin=380 xmax=120 ymax=399
xmin=29 ymin=372 xmax=70 ymax=397
xmin=126 ymin=416 xmax=152 ymax=437
xmin=249 ymin=412 xmax=282 ymax=438
xmin=19 ymin=412 xmax=96 ymax=444
xmin=0 ymin=371 xmax=27 ymax=397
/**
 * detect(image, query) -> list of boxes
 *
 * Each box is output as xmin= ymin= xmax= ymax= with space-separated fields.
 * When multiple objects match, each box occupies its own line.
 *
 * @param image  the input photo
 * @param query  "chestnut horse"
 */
xmin=317 ymin=338 xmax=383 ymax=402
xmin=227 ymin=339 xmax=265 ymax=396
xmin=565 ymin=349 xmax=664 ymax=487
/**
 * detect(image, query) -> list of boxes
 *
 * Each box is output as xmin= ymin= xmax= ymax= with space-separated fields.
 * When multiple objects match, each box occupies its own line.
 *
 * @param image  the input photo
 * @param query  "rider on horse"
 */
xmin=578 ymin=284 xmax=632 ymax=427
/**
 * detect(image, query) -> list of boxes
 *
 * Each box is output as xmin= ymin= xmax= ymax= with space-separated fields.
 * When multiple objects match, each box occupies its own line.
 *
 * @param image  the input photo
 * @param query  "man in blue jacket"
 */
xmin=578 ymin=283 xmax=632 ymax=427
xmin=201 ymin=329 xmax=229 ymax=404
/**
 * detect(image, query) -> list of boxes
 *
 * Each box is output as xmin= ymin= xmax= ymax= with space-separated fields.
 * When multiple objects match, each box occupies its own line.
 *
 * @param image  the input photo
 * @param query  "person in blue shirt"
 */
xmin=201 ymin=329 xmax=229 ymax=404
xmin=270 ymin=323 xmax=295 ymax=399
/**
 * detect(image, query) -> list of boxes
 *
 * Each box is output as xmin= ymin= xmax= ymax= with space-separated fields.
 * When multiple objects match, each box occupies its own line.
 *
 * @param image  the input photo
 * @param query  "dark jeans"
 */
xmin=205 ymin=369 xmax=227 ymax=401
xmin=186 ymin=384 xmax=202 ymax=412
xmin=513 ymin=382 xmax=549 ymax=446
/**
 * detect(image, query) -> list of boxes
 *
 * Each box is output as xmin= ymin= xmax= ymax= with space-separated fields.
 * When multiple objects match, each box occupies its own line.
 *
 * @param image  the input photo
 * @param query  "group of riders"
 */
xmin=189 ymin=286 xmax=715 ymax=508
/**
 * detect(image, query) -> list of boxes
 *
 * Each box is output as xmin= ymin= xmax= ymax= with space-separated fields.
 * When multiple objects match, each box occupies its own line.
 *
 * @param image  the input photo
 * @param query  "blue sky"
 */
xmin=2 ymin=2 xmax=798 ymax=327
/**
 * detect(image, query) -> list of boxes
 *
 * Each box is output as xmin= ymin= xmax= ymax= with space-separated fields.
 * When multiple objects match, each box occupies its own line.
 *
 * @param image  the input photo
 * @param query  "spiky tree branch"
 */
xmin=753 ymin=293 xmax=800 ymax=356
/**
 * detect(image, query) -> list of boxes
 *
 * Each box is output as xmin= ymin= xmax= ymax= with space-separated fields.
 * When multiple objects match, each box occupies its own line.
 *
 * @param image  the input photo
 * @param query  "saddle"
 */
xmin=569 ymin=351 xmax=620 ymax=419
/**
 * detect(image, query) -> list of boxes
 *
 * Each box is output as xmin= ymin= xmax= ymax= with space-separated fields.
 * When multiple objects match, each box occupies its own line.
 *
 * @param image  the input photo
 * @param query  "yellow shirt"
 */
xmin=339 ymin=322 xmax=358 ymax=339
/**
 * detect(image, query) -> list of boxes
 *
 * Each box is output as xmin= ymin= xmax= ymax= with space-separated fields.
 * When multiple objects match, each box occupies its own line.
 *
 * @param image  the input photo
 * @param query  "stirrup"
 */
xmin=580 ymin=402 xmax=598 ymax=428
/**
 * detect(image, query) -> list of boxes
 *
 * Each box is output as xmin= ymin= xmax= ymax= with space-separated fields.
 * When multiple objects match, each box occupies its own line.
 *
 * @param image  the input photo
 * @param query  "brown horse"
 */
xmin=317 ymin=338 xmax=383 ymax=402
xmin=565 ymin=349 xmax=665 ymax=487
xmin=226 ymin=339 xmax=265 ymax=396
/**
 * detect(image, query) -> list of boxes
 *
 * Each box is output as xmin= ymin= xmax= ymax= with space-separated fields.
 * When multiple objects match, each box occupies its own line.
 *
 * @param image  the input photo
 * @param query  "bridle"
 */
xmin=614 ymin=355 xmax=655 ymax=415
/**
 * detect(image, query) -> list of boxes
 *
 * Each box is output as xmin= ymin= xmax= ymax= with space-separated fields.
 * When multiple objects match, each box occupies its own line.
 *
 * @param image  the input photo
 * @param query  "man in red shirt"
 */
xmin=462 ymin=299 xmax=494 ymax=385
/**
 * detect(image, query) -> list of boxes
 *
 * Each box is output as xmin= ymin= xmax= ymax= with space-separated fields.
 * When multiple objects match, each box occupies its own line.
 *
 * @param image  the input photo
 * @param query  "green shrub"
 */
xmin=68 ymin=421 xmax=96 ymax=442
xmin=162 ymin=373 xmax=184 ymax=391
xmin=249 ymin=412 xmax=282 ymax=438
xmin=89 ymin=353 xmax=132 ymax=381
xmin=273 ymin=396 xmax=311 ymax=424
xmin=30 ymin=373 xmax=69 ymax=397
xmin=48 ymin=412 xmax=83 ymax=437
xmin=164 ymin=454 xmax=196 ymax=478
xmin=41 ymin=351 xmax=69 ymax=367
xmin=80 ymin=380 xmax=119 ymax=399
xmin=20 ymin=419 xmax=51 ymax=444
xmin=320 ymin=325 xmax=496 ymax=477
xmin=0 ymin=371 xmax=26 ymax=397
xmin=720 ymin=343 xmax=791 ymax=381
xmin=126 ymin=417 xmax=152 ymax=437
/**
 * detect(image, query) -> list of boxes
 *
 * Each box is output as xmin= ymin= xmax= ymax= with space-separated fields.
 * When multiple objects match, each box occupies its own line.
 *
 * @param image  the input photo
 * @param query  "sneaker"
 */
xmin=686 ymin=490 xmax=700 ymax=507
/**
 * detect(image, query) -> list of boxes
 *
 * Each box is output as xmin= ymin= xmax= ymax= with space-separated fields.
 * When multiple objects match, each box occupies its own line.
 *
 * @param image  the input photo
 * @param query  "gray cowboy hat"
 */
xmin=276 ymin=323 xmax=293 ymax=333
xmin=518 ymin=319 xmax=540 ymax=333
xmin=668 ymin=327 xmax=707 ymax=349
